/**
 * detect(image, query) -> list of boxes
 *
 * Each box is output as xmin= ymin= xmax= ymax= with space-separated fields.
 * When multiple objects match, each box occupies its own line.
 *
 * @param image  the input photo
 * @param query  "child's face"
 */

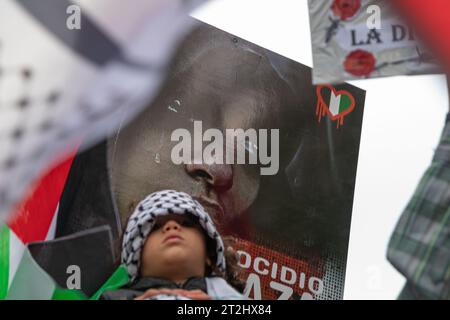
xmin=139 ymin=214 xmax=209 ymax=282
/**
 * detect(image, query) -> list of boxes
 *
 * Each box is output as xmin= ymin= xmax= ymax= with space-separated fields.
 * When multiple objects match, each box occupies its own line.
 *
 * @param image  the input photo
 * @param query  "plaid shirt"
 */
xmin=388 ymin=114 xmax=450 ymax=299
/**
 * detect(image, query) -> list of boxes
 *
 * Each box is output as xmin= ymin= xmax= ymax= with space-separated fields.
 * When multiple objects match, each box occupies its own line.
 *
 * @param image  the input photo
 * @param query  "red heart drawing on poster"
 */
xmin=315 ymin=85 xmax=356 ymax=128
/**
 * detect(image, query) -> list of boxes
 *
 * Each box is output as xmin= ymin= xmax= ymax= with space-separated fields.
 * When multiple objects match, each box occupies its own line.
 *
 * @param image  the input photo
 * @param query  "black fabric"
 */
xmin=28 ymin=226 xmax=116 ymax=297
xmin=56 ymin=140 xmax=120 ymax=241
xmin=100 ymin=276 xmax=207 ymax=300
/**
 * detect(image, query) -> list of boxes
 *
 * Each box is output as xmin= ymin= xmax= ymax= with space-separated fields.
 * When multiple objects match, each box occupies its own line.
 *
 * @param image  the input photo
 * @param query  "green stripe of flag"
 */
xmin=329 ymin=92 xmax=352 ymax=116
xmin=90 ymin=265 xmax=129 ymax=300
xmin=52 ymin=287 xmax=87 ymax=300
xmin=0 ymin=224 xmax=9 ymax=299
xmin=339 ymin=94 xmax=352 ymax=113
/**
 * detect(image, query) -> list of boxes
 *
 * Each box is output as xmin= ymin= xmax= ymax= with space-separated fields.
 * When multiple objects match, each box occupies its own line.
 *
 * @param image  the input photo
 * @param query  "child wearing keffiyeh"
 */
xmin=101 ymin=190 xmax=245 ymax=300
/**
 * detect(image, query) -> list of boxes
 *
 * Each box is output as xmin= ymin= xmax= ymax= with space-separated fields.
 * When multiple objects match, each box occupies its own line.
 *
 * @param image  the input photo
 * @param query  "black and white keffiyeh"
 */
xmin=121 ymin=190 xmax=226 ymax=281
xmin=0 ymin=0 xmax=207 ymax=221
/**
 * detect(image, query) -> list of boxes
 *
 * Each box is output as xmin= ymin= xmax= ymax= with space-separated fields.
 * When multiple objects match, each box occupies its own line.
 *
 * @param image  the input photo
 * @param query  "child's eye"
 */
xmin=181 ymin=219 xmax=196 ymax=227
xmin=153 ymin=222 xmax=162 ymax=230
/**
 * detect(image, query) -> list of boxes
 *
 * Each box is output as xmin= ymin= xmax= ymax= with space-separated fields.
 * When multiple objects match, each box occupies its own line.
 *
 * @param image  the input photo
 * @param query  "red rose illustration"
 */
xmin=331 ymin=0 xmax=361 ymax=21
xmin=343 ymin=50 xmax=376 ymax=77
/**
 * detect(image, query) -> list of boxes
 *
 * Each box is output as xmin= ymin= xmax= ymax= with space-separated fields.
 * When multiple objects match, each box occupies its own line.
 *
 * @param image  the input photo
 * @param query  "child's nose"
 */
xmin=163 ymin=219 xmax=181 ymax=232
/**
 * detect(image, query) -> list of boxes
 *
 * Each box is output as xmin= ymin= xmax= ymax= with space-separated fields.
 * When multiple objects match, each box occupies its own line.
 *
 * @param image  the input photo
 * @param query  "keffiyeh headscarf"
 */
xmin=121 ymin=190 xmax=226 ymax=281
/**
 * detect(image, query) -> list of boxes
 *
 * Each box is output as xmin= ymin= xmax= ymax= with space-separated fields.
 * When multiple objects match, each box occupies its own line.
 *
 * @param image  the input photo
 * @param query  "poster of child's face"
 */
xmin=57 ymin=20 xmax=365 ymax=299
xmin=108 ymin=25 xmax=305 ymax=233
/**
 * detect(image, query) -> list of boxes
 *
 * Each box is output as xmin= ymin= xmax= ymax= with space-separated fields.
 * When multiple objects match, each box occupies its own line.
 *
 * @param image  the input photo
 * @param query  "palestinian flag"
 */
xmin=0 ymin=154 xmax=75 ymax=299
xmin=0 ymin=0 xmax=208 ymax=221
xmin=0 ymin=228 xmax=84 ymax=300
xmin=0 ymin=224 xmax=128 ymax=299
xmin=0 ymin=149 xmax=130 ymax=299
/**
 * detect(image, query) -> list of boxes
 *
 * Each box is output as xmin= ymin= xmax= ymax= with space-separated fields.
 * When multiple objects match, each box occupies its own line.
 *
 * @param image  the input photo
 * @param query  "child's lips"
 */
xmin=163 ymin=234 xmax=183 ymax=243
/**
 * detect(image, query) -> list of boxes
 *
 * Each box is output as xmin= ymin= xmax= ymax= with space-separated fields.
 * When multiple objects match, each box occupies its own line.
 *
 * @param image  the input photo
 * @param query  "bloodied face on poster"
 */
xmin=57 ymin=20 xmax=365 ymax=299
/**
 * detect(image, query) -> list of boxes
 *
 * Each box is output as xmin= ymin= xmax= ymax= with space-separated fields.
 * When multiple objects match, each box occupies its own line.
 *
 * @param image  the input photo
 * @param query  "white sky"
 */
xmin=192 ymin=0 xmax=449 ymax=300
